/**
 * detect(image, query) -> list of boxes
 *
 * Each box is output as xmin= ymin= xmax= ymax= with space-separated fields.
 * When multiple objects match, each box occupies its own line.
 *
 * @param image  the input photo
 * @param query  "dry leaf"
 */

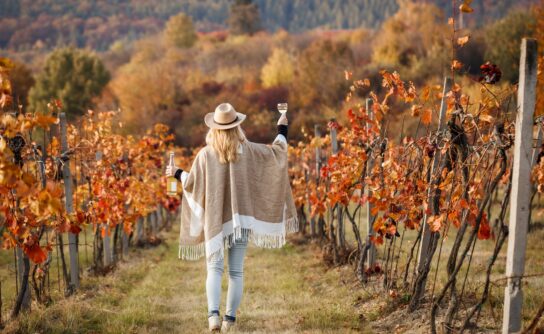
xmin=422 ymin=108 xmax=432 ymax=125
xmin=460 ymin=0 xmax=474 ymax=13
xmin=457 ymin=35 xmax=470 ymax=47
xmin=451 ymin=60 xmax=463 ymax=71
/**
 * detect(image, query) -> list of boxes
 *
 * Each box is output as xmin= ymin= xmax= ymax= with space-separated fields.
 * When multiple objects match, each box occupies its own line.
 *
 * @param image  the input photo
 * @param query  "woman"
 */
xmin=166 ymin=103 xmax=298 ymax=332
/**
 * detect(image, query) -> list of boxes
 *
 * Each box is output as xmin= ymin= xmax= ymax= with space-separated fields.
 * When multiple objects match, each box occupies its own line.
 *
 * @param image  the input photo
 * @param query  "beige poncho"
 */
xmin=178 ymin=134 xmax=298 ymax=261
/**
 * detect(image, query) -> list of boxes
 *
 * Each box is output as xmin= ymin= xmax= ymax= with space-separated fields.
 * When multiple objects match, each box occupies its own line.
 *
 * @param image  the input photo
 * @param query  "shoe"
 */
xmin=221 ymin=320 xmax=235 ymax=332
xmin=208 ymin=315 xmax=221 ymax=331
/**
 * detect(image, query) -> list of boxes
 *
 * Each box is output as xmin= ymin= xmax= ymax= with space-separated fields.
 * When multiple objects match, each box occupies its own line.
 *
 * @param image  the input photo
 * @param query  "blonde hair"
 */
xmin=205 ymin=126 xmax=246 ymax=164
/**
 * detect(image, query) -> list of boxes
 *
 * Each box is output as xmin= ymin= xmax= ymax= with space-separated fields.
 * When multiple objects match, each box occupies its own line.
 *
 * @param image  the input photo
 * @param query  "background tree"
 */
xmin=484 ymin=10 xmax=536 ymax=82
xmin=28 ymin=47 xmax=110 ymax=117
xmin=291 ymin=39 xmax=354 ymax=129
xmin=164 ymin=13 xmax=197 ymax=49
xmin=9 ymin=61 xmax=35 ymax=110
xmin=229 ymin=0 xmax=261 ymax=36
xmin=371 ymin=1 xmax=449 ymax=82
xmin=260 ymin=48 xmax=294 ymax=88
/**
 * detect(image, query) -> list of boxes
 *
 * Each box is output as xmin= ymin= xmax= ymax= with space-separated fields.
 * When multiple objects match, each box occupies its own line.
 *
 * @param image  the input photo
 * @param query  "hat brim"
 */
xmin=204 ymin=112 xmax=246 ymax=130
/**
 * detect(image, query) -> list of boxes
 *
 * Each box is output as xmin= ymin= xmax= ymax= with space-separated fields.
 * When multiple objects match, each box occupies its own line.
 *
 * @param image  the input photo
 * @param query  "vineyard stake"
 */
xmin=416 ymin=76 xmax=452 ymax=273
xmin=95 ymin=151 xmax=113 ymax=267
xmin=330 ymin=118 xmax=345 ymax=249
xmin=14 ymin=247 xmax=30 ymax=311
xmin=0 ymin=280 xmax=3 ymax=327
xmin=502 ymin=38 xmax=538 ymax=334
xmin=365 ymin=98 xmax=377 ymax=269
xmin=136 ymin=216 xmax=144 ymax=244
xmin=314 ymin=125 xmax=325 ymax=238
xmin=59 ymin=113 xmax=79 ymax=290
xmin=531 ymin=123 xmax=543 ymax=167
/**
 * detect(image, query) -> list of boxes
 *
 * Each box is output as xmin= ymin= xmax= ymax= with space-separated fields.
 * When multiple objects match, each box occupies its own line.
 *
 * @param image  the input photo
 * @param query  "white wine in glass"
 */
xmin=277 ymin=103 xmax=288 ymax=114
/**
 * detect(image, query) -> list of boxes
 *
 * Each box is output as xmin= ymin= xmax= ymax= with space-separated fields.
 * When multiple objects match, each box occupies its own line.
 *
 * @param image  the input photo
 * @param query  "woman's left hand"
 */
xmin=165 ymin=165 xmax=177 ymax=177
xmin=277 ymin=113 xmax=288 ymax=125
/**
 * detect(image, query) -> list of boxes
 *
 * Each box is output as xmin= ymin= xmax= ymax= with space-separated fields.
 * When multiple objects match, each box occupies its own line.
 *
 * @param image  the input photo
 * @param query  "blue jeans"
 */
xmin=206 ymin=238 xmax=248 ymax=321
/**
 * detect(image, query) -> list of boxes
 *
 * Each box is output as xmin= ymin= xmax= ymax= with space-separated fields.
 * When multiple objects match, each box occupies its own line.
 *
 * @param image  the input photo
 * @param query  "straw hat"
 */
xmin=204 ymin=103 xmax=246 ymax=130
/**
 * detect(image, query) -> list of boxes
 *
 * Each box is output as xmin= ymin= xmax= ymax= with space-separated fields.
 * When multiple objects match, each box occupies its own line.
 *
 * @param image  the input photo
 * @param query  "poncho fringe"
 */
xmin=178 ymin=216 xmax=299 ymax=261
xmin=178 ymin=135 xmax=299 ymax=262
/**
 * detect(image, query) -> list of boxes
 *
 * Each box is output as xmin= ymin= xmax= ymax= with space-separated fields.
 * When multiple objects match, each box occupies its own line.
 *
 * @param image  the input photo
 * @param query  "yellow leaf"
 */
xmin=457 ymin=35 xmax=470 ymax=47
xmin=479 ymin=114 xmax=495 ymax=123
xmin=411 ymin=104 xmax=422 ymax=117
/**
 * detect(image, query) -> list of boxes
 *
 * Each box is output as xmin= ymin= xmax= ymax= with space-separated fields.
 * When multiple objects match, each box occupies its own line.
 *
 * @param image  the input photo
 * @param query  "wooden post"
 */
xmin=95 ymin=151 xmax=112 ymax=266
xmin=330 ymin=119 xmax=345 ymax=248
xmin=502 ymin=38 xmax=538 ymax=334
xmin=122 ymin=229 xmax=129 ymax=257
xmin=59 ymin=113 xmax=79 ymax=289
xmin=531 ymin=124 xmax=543 ymax=167
xmin=415 ymin=77 xmax=452 ymax=275
xmin=365 ymin=98 xmax=377 ymax=268
xmin=0 ymin=280 xmax=3 ymax=327
xmin=304 ymin=169 xmax=315 ymax=236
xmin=150 ymin=212 xmax=157 ymax=236
xmin=157 ymin=206 xmax=163 ymax=230
xmin=15 ymin=247 xmax=30 ymax=310
xmin=136 ymin=216 xmax=144 ymax=244
xmin=102 ymin=226 xmax=112 ymax=266
xmin=314 ymin=125 xmax=324 ymax=237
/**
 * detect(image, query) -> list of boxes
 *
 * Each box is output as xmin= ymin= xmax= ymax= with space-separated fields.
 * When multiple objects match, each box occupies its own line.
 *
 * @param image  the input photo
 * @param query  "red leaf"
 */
xmin=478 ymin=222 xmax=491 ymax=240
xmin=24 ymin=244 xmax=48 ymax=264
xmin=370 ymin=235 xmax=383 ymax=245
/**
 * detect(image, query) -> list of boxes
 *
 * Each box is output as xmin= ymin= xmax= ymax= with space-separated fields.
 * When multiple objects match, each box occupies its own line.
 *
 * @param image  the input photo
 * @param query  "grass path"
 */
xmin=6 ymin=226 xmax=367 ymax=334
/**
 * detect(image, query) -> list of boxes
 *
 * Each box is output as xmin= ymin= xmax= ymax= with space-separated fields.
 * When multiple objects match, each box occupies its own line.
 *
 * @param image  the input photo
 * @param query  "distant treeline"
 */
xmin=0 ymin=0 xmax=536 ymax=51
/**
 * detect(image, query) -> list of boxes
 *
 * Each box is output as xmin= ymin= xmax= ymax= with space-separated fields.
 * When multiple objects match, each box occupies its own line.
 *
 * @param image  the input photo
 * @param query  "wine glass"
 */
xmin=277 ymin=103 xmax=288 ymax=114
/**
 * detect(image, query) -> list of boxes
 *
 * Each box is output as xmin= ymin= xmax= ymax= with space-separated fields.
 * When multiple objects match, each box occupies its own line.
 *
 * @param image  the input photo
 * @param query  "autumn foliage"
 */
xmin=1 ymin=88 xmax=185 ymax=264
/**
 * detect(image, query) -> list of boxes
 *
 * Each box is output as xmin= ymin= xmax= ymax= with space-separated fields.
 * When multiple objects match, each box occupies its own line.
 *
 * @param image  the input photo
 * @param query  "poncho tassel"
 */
xmin=285 ymin=216 xmax=299 ymax=234
xmin=178 ymin=243 xmax=205 ymax=260
xmin=180 ymin=216 xmax=299 ymax=262
xmin=200 ymin=221 xmax=299 ymax=262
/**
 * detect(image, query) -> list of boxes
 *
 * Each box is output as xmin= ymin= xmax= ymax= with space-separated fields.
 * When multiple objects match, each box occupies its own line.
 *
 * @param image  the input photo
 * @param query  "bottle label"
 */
xmin=170 ymin=181 xmax=177 ymax=192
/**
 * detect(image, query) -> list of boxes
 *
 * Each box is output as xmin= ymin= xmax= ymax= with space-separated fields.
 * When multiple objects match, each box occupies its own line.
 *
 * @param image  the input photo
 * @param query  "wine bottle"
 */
xmin=167 ymin=152 xmax=178 ymax=196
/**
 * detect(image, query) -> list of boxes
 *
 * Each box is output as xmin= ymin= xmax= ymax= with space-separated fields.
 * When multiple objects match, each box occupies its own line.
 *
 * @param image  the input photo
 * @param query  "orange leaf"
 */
xmin=429 ymin=214 xmax=444 ymax=232
xmin=451 ymin=60 xmax=463 ymax=71
xmin=370 ymin=235 xmax=383 ymax=245
xmin=459 ymin=0 xmax=474 ymax=13
xmin=35 ymin=113 xmax=58 ymax=128
xmin=422 ymin=108 xmax=432 ymax=126
xmin=411 ymin=105 xmax=422 ymax=117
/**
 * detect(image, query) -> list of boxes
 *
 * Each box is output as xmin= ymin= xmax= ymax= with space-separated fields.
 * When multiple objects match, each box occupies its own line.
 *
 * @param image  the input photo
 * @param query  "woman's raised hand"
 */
xmin=277 ymin=113 xmax=288 ymax=126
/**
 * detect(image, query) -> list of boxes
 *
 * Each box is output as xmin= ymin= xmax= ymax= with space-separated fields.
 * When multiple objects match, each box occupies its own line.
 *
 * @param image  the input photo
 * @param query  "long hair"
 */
xmin=205 ymin=126 xmax=246 ymax=164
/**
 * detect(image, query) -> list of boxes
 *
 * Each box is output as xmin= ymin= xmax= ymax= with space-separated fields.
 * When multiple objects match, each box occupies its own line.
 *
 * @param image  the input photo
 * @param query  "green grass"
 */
xmin=3 ymin=225 xmax=369 ymax=333
xmin=338 ymin=200 xmax=544 ymax=332
xmin=1 ymin=200 xmax=543 ymax=333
